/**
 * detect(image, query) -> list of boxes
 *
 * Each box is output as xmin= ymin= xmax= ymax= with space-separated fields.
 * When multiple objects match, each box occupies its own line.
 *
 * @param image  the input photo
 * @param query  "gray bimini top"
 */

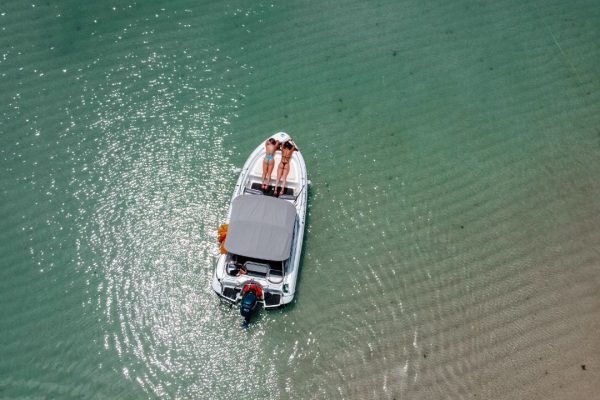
xmin=224 ymin=195 xmax=297 ymax=261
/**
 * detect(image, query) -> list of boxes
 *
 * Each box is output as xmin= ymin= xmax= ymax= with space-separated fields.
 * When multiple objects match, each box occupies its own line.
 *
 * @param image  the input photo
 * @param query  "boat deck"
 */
xmin=245 ymin=151 xmax=303 ymax=195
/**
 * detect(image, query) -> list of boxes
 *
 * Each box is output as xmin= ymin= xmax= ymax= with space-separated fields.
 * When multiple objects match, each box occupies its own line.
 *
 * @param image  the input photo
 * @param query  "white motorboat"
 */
xmin=211 ymin=132 xmax=308 ymax=313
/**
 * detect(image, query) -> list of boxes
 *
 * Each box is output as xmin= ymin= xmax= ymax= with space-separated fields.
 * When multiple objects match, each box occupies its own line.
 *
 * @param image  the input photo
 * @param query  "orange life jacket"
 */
xmin=218 ymin=224 xmax=228 ymax=241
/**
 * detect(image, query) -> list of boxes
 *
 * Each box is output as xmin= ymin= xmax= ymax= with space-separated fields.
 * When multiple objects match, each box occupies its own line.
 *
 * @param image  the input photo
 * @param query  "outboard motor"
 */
xmin=240 ymin=291 xmax=258 ymax=319
xmin=240 ymin=282 xmax=262 ymax=328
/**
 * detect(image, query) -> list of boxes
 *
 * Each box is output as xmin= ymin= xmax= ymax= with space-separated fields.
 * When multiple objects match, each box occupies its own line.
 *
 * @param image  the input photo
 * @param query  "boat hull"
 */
xmin=211 ymin=134 xmax=307 ymax=308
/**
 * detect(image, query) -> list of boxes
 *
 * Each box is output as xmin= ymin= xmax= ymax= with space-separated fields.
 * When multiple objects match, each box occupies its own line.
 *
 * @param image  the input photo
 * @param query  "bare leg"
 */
xmin=265 ymin=161 xmax=275 ymax=188
xmin=261 ymin=158 xmax=269 ymax=188
xmin=279 ymin=164 xmax=291 ymax=195
xmin=274 ymin=162 xmax=284 ymax=195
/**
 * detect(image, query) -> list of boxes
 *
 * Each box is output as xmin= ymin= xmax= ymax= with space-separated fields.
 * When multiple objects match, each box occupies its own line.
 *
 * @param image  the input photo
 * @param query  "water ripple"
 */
xmin=68 ymin=42 xmax=282 ymax=398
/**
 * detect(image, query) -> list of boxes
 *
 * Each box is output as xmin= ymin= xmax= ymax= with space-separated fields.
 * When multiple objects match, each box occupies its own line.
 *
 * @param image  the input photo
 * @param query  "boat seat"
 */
xmin=267 ymin=269 xmax=284 ymax=284
xmin=244 ymin=261 xmax=268 ymax=277
xmin=250 ymin=183 xmax=293 ymax=197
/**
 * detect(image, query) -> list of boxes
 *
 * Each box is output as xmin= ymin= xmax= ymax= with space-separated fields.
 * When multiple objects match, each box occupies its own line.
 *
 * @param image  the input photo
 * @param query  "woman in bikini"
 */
xmin=274 ymin=140 xmax=296 ymax=197
xmin=261 ymin=138 xmax=279 ymax=190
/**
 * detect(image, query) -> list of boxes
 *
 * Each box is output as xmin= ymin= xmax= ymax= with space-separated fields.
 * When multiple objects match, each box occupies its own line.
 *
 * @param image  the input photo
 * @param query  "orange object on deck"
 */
xmin=218 ymin=224 xmax=228 ymax=254
xmin=217 ymin=223 xmax=228 ymax=243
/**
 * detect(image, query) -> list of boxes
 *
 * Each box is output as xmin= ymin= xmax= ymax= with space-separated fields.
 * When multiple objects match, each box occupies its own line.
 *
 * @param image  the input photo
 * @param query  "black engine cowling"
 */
xmin=240 ymin=290 xmax=258 ymax=319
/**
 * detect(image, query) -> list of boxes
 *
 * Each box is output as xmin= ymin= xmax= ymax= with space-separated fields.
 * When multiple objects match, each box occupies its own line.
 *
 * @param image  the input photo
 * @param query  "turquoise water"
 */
xmin=1 ymin=0 xmax=599 ymax=399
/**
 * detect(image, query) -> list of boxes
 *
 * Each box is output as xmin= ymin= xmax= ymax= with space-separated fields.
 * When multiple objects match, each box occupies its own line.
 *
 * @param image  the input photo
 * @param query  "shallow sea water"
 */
xmin=1 ymin=0 xmax=599 ymax=399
